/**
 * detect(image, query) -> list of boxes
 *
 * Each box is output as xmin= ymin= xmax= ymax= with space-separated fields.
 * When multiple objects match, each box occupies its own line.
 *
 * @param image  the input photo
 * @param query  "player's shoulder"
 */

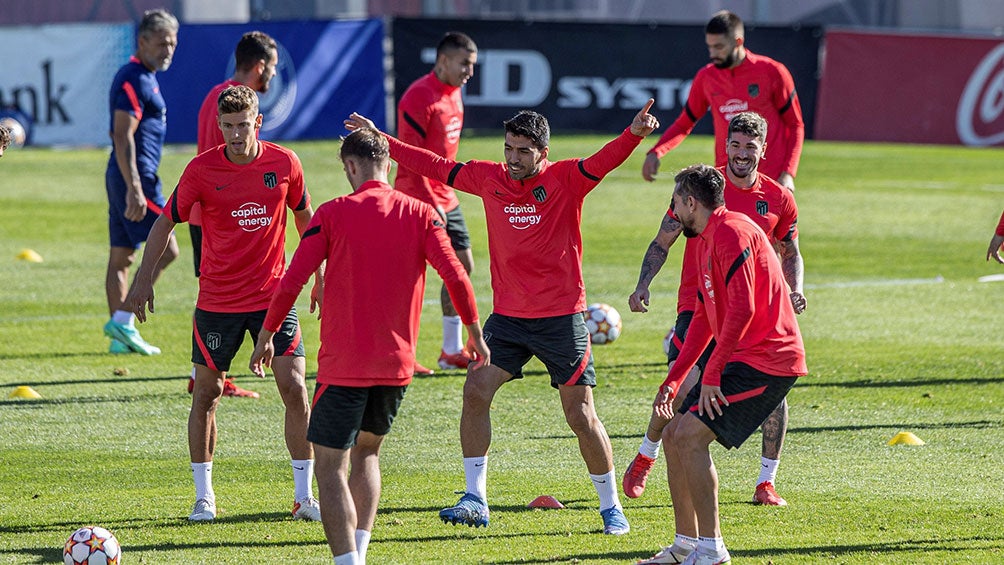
xmin=401 ymin=73 xmax=438 ymax=100
xmin=261 ymin=140 xmax=302 ymax=164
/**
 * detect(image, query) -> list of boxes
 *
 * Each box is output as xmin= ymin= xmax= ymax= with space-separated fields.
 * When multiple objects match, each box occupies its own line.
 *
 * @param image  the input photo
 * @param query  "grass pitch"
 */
xmin=1 ymin=133 xmax=1003 ymax=564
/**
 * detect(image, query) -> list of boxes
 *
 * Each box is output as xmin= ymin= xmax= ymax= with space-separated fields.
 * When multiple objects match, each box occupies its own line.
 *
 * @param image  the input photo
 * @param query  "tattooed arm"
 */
xmin=629 ymin=212 xmax=683 ymax=313
xmin=778 ymin=236 xmax=806 ymax=314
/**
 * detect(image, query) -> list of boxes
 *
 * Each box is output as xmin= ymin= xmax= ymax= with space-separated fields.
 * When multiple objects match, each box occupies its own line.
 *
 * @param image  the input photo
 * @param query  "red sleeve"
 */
xmin=386 ymin=133 xmax=459 ymax=187
xmin=264 ymin=214 xmax=327 ymax=331
xmin=397 ymin=90 xmax=438 ymax=206
xmin=701 ymin=232 xmax=758 ymax=387
xmin=577 ymin=128 xmax=644 ymax=194
xmin=774 ymin=62 xmax=805 ymax=177
xmin=647 ymin=70 xmax=709 ymax=158
xmin=775 ymin=189 xmax=799 ymax=242
xmin=997 ymin=209 xmax=1004 ymax=237
xmin=286 ymin=152 xmax=310 ymax=211
xmin=424 ymin=212 xmax=479 ymax=325
xmin=661 ymin=304 xmax=713 ymax=395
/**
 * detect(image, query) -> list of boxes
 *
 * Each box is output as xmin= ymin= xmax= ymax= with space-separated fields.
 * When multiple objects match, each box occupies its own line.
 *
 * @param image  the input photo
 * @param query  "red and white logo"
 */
xmin=957 ymin=43 xmax=1004 ymax=146
xmin=232 ymin=202 xmax=271 ymax=232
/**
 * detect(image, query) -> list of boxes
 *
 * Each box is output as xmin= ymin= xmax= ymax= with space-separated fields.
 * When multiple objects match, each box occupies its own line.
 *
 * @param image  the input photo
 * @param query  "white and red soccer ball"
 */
xmin=585 ymin=303 xmax=622 ymax=345
xmin=63 ymin=526 xmax=121 ymax=565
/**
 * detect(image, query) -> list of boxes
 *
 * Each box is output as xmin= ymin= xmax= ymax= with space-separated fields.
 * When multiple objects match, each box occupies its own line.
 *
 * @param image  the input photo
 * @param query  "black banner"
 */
xmin=392 ymin=18 xmax=820 ymax=137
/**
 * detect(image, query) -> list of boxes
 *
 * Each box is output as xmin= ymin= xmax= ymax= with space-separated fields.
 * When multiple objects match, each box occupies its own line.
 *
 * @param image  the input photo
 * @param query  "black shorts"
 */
xmin=679 ymin=362 xmax=797 ymax=449
xmin=189 ymin=224 xmax=203 ymax=278
xmin=482 ymin=312 xmax=595 ymax=388
xmin=444 ymin=205 xmax=471 ymax=251
xmin=307 ymin=384 xmax=408 ymax=450
xmin=192 ymin=307 xmax=304 ymax=372
xmin=666 ymin=310 xmax=715 ymax=371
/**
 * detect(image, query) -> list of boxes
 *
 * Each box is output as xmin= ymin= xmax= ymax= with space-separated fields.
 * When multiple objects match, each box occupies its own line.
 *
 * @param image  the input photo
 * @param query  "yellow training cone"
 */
xmin=16 ymin=249 xmax=43 ymax=262
xmin=888 ymin=431 xmax=925 ymax=446
xmin=8 ymin=386 xmax=41 ymax=399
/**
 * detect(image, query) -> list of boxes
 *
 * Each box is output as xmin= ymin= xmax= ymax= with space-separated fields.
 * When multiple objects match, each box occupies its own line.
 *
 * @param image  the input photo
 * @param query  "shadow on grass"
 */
xmin=795 ymin=376 xmax=1004 ymax=389
xmin=789 ymin=419 xmax=1002 ymax=434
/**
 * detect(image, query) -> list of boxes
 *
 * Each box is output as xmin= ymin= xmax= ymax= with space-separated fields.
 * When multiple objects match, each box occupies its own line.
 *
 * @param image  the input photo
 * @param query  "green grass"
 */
xmin=1 ymin=133 xmax=1003 ymax=564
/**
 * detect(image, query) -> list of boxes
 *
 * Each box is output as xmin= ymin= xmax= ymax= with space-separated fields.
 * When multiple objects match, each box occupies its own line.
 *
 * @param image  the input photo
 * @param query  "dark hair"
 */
xmin=728 ymin=111 xmax=767 ymax=143
xmin=437 ymin=31 xmax=477 ymax=56
xmin=138 ymin=9 xmax=178 ymax=38
xmin=235 ymin=31 xmax=277 ymax=72
xmin=503 ymin=110 xmax=550 ymax=150
xmin=217 ymin=84 xmax=259 ymax=115
xmin=674 ymin=164 xmax=725 ymax=209
xmin=706 ymin=10 xmax=744 ymax=39
xmin=340 ymin=127 xmax=389 ymax=162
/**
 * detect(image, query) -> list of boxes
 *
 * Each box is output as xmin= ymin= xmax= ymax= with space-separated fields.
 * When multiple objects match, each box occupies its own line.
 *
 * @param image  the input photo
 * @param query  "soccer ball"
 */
xmin=0 ymin=116 xmax=27 ymax=148
xmin=585 ymin=303 xmax=622 ymax=345
xmin=63 ymin=526 xmax=121 ymax=565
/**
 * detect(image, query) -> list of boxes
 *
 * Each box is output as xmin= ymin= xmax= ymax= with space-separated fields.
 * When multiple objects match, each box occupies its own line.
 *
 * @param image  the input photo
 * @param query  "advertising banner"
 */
xmin=816 ymin=29 xmax=1004 ymax=146
xmin=392 ymin=18 xmax=820 ymax=137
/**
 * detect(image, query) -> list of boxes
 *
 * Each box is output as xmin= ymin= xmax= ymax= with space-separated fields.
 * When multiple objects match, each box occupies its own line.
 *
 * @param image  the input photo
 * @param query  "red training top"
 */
xmin=648 ymin=50 xmax=804 ymax=181
xmin=387 ymin=128 xmax=644 ymax=318
xmin=395 ymin=71 xmax=463 ymax=211
xmin=663 ymin=207 xmax=807 ymax=393
xmin=264 ymin=180 xmax=478 ymax=387
xmin=166 ymin=141 xmax=310 ymax=312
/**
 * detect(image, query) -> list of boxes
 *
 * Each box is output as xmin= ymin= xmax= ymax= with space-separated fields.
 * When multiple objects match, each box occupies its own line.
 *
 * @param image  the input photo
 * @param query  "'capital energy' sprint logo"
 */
xmin=233 ymin=202 xmax=271 ymax=232
xmin=505 ymin=203 xmax=541 ymax=230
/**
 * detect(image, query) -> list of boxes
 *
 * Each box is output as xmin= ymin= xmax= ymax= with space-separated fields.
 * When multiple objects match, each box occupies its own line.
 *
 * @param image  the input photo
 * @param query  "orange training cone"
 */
xmin=528 ymin=495 xmax=565 ymax=509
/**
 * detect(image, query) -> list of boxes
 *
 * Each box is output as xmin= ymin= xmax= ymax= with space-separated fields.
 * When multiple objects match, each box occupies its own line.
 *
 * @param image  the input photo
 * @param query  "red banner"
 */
xmin=816 ymin=30 xmax=1004 ymax=146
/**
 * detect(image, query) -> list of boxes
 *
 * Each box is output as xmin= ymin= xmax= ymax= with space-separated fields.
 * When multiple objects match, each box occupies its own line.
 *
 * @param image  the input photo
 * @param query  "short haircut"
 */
xmin=235 ymin=31 xmax=277 ymax=72
xmin=503 ymin=110 xmax=550 ymax=150
xmin=138 ymin=9 xmax=178 ymax=38
xmin=728 ymin=111 xmax=767 ymax=143
xmin=674 ymin=164 xmax=725 ymax=209
xmin=437 ymin=31 xmax=477 ymax=56
xmin=340 ymin=127 xmax=389 ymax=162
xmin=217 ymin=84 xmax=259 ymax=115
xmin=706 ymin=10 xmax=744 ymax=39
xmin=0 ymin=124 xmax=10 ymax=151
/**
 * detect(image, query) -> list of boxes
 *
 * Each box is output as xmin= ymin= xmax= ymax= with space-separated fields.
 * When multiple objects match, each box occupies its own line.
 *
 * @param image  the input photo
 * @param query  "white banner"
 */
xmin=0 ymin=23 xmax=132 ymax=146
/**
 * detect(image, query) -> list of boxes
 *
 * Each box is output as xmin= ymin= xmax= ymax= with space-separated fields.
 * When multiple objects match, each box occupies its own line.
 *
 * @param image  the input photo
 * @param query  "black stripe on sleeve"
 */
xmin=778 ymin=90 xmax=796 ymax=115
xmin=446 ymin=162 xmax=465 ymax=186
xmin=169 ymin=187 xmax=182 ymax=223
xmin=724 ymin=247 xmax=752 ymax=286
xmin=302 ymin=225 xmax=321 ymax=239
xmin=577 ymin=159 xmax=601 ymax=182
xmin=684 ymin=102 xmax=699 ymax=123
xmin=402 ymin=112 xmax=427 ymax=139
xmin=294 ymin=193 xmax=309 ymax=211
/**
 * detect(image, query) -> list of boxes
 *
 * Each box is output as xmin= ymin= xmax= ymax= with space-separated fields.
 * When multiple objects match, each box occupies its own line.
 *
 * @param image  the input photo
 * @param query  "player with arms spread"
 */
xmin=345 ymin=99 xmax=659 ymax=536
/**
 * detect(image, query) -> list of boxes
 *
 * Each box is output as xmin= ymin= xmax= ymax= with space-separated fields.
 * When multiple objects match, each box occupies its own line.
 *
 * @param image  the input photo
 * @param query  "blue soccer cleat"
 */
xmin=439 ymin=492 xmax=489 ymax=528
xmin=600 ymin=505 xmax=630 ymax=535
xmin=104 ymin=319 xmax=161 ymax=355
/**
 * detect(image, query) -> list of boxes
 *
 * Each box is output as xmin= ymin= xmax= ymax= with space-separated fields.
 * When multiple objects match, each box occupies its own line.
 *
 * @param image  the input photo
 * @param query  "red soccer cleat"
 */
xmin=752 ymin=481 xmax=787 ymax=506
xmin=622 ymin=453 xmax=656 ymax=499
xmin=222 ymin=379 xmax=260 ymax=399
xmin=438 ymin=349 xmax=474 ymax=370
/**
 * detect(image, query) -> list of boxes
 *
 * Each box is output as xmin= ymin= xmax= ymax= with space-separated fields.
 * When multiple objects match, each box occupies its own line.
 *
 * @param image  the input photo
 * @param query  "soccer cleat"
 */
xmin=413 ymin=362 xmax=435 ymax=376
xmin=188 ymin=498 xmax=216 ymax=521
xmin=222 ymin=379 xmax=260 ymax=399
xmin=438 ymin=349 xmax=474 ymax=370
xmin=622 ymin=452 xmax=656 ymax=498
xmin=680 ymin=550 xmax=731 ymax=565
xmin=292 ymin=497 xmax=321 ymax=521
xmin=109 ymin=339 xmax=132 ymax=354
xmin=600 ymin=506 xmax=630 ymax=535
xmin=753 ymin=481 xmax=787 ymax=506
xmin=439 ymin=492 xmax=489 ymax=528
xmin=103 ymin=319 xmax=161 ymax=355
xmin=637 ymin=545 xmax=694 ymax=564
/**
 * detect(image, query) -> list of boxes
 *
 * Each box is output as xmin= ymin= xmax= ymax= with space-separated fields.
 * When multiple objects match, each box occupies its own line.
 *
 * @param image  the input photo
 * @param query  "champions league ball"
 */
xmin=585 ymin=303 xmax=622 ymax=345
xmin=63 ymin=526 xmax=121 ymax=565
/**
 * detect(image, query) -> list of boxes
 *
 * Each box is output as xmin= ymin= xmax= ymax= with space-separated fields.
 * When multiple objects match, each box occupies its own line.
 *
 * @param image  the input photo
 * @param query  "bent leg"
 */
xmin=559 ymin=385 xmax=613 ymax=474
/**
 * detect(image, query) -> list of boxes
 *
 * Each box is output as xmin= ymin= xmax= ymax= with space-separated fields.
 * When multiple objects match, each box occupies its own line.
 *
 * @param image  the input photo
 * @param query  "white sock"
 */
xmin=333 ymin=551 xmax=359 ymax=565
xmin=292 ymin=459 xmax=314 ymax=501
xmin=675 ymin=533 xmax=698 ymax=550
xmin=697 ymin=536 xmax=727 ymax=556
xmin=463 ymin=456 xmax=488 ymax=501
xmin=442 ymin=315 xmax=463 ymax=354
xmin=354 ymin=530 xmax=371 ymax=563
xmin=758 ymin=456 xmax=780 ymax=486
xmin=111 ymin=310 xmax=135 ymax=326
xmin=590 ymin=470 xmax=620 ymax=512
xmin=639 ymin=435 xmax=662 ymax=459
xmin=191 ymin=461 xmax=214 ymax=502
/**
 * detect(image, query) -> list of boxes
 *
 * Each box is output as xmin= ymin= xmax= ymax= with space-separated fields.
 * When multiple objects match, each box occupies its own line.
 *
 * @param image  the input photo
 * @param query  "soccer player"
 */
xmin=987 ymin=209 xmax=1004 ymax=264
xmin=123 ymin=85 xmax=320 ymax=523
xmin=102 ymin=9 xmax=179 ymax=356
xmin=249 ymin=127 xmax=489 ymax=565
xmin=344 ymin=98 xmax=660 ymax=536
xmin=637 ymin=164 xmax=806 ymax=565
xmin=0 ymin=123 xmax=10 ymax=157
xmin=186 ymin=30 xmax=279 ymax=399
xmin=396 ymin=31 xmax=478 ymax=375
xmin=641 ymin=10 xmax=804 ymax=191
xmin=624 ymin=112 xmax=804 ymax=507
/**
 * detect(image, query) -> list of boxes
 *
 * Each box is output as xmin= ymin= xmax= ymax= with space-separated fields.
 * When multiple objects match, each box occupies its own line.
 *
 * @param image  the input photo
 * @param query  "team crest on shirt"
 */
xmin=748 ymin=83 xmax=760 ymax=97
xmin=532 ymin=186 xmax=547 ymax=203
xmin=263 ymin=172 xmax=278 ymax=188
xmin=756 ymin=200 xmax=769 ymax=215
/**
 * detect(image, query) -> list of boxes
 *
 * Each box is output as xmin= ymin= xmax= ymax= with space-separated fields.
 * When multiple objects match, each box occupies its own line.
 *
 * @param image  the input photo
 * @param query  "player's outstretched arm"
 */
xmin=629 ymin=98 xmax=660 ymax=138
xmin=345 ymin=113 xmax=378 ymax=132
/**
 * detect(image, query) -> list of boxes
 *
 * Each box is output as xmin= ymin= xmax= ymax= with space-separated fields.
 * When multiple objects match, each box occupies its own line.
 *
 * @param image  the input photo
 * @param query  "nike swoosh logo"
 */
xmin=293 ymin=466 xmax=305 ymax=471
xmin=474 ymin=463 xmax=485 ymax=467
xmin=595 ymin=479 xmax=607 ymax=484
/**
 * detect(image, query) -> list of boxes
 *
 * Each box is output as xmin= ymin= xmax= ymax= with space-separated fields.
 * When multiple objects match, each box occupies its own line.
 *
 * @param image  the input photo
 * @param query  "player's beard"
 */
xmin=712 ymin=50 xmax=737 ymax=69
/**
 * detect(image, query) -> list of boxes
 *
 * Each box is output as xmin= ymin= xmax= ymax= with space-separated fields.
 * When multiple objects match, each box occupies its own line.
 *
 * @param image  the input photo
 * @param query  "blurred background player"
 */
xmin=124 ymin=85 xmax=320 ymax=523
xmin=249 ymin=127 xmax=489 ymax=565
xmin=641 ymin=10 xmax=804 ymax=191
xmin=625 ymin=112 xmax=804 ymax=507
xmin=987 ymin=209 xmax=1004 ymax=264
xmin=395 ymin=31 xmax=478 ymax=375
xmin=102 ymin=9 xmax=179 ymax=356
xmin=185 ymin=30 xmax=279 ymax=398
